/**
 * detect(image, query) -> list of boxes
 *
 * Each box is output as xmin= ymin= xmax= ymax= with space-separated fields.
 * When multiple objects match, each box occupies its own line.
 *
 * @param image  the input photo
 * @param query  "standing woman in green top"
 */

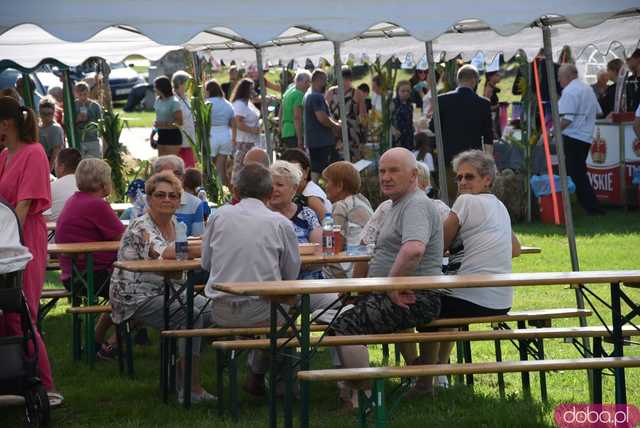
xmin=150 ymin=76 xmax=183 ymax=157
xmin=280 ymin=70 xmax=311 ymax=149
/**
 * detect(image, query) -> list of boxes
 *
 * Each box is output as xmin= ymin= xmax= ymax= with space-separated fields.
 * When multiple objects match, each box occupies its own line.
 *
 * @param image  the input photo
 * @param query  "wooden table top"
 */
xmin=212 ymin=270 xmax=640 ymax=296
xmin=112 ymin=252 xmax=372 ymax=272
xmin=48 ymin=241 xmax=121 ymax=254
xmin=47 ymin=219 xmax=129 ymax=231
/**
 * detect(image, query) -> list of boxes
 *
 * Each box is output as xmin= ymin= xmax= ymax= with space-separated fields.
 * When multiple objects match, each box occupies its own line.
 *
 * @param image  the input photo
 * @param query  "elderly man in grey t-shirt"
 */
xmin=330 ymin=148 xmax=443 ymax=404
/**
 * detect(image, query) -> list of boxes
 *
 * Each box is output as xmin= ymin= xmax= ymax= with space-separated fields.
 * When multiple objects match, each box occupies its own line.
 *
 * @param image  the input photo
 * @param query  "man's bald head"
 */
xmin=243 ymin=147 xmax=270 ymax=168
xmin=378 ymin=148 xmax=418 ymax=201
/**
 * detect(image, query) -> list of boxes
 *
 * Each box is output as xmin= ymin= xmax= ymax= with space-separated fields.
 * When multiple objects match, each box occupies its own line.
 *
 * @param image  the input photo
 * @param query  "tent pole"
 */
xmin=333 ymin=41 xmax=351 ymax=162
xmin=255 ymin=48 xmax=273 ymax=162
xmin=62 ymin=69 xmax=78 ymax=150
xmin=425 ymin=41 xmax=449 ymax=205
xmin=541 ymin=23 xmax=593 ymax=397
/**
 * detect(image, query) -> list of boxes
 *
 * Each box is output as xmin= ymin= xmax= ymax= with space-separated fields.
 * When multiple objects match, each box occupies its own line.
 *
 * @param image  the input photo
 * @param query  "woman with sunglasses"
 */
xmin=110 ymin=171 xmax=214 ymax=403
xmin=415 ymin=150 xmax=521 ymax=394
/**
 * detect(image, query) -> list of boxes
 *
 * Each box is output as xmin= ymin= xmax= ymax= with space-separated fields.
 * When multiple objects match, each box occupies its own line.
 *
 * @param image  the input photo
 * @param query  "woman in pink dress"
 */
xmin=0 ymin=96 xmax=58 ymax=402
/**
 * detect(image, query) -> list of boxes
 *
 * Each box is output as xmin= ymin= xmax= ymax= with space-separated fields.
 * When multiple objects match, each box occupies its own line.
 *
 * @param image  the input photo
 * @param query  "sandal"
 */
xmin=47 ymin=392 xmax=64 ymax=408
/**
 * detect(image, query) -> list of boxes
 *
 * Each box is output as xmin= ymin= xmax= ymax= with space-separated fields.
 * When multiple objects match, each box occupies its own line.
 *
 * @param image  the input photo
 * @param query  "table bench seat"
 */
xmin=211 ymin=325 xmax=639 ymax=350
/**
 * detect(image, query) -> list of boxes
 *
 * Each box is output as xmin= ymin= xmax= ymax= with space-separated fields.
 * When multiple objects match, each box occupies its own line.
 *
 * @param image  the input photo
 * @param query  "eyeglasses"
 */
xmin=152 ymin=191 xmax=180 ymax=200
xmin=456 ymin=173 xmax=477 ymax=182
xmin=40 ymin=110 xmax=54 ymax=117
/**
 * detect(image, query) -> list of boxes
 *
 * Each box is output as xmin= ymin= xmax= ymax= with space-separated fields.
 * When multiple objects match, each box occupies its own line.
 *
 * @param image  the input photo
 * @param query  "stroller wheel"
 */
xmin=24 ymin=383 xmax=50 ymax=427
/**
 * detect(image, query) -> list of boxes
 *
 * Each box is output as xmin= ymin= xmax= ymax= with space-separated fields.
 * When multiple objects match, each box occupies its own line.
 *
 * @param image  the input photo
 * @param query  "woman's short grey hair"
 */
xmin=75 ymin=158 xmax=112 ymax=192
xmin=171 ymin=70 xmax=192 ymax=89
xmin=452 ymin=149 xmax=497 ymax=183
xmin=416 ymin=161 xmax=431 ymax=189
xmin=153 ymin=155 xmax=185 ymax=175
xmin=234 ymin=163 xmax=273 ymax=200
xmin=295 ymin=69 xmax=312 ymax=85
xmin=271 ymin=160 xmax=303 ymax=188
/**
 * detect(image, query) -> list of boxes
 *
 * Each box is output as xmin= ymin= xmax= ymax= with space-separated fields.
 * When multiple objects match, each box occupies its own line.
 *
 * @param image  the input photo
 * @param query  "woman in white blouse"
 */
xmin=417 ymin=149 xmax=521 ymax=393
xmin=230 ymin=78 xmax=261 ymax=177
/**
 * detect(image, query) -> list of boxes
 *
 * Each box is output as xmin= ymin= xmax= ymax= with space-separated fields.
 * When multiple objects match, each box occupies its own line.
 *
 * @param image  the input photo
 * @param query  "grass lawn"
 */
xmin=5 ymin=209 xmax=638 ymax=427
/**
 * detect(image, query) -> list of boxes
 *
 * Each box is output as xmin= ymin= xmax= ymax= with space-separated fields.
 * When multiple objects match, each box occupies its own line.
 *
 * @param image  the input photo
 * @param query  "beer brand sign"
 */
xmin=587 ymin=123 xmax=640 ymax=206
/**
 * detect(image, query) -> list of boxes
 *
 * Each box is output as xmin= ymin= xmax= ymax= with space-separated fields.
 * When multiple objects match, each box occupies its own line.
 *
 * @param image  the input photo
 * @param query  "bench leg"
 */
xmin=216 ymin=349 xmax=225 ymax=417
xmin=493 ymin=337 xmax=505 ymax=399
xmin=160 ymin=335 xmax=168 ymax=403
xmin=372 ymin=379 xmax=387 ymax=428
xmin=381 ymin=344 xmax=390 ymax=366
xmin=536 ymin=338 xmax=547 ymax=404
xmin=124 ymin=321 xmax=134 ymax=378
xmin=116 ymin=323 xmax=125 ymax=375
xmin=592 ymin=337 xmax=603 ymax=404
xmin=169 ymin=337 xmax=177 ymax=395
xmin=283 ymin=347 xmax=294 ymax=428
xmin=517 ymin=321 xmax=531 ymax=399
xmin=461 ymin=326 xmax=473 ymax=387
xmin=455 ymin=341 xmax=465 ymax=385
xmin=610 ymin=282 xmax=627 ymax=405
xmin=229 ymin=350 xmax=239 ymax=421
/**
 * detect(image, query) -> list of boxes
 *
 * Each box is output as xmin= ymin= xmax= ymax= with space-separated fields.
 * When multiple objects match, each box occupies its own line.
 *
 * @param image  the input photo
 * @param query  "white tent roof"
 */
xmin=191 ymin=15 xmax=639 ymax=66
xmin=0 ymin=24 xmax=181 ymax=68
xmin=2 ymin=0 xmax=638 ymax=44
xmin=0 ymin=2 xmax=637 ymax=69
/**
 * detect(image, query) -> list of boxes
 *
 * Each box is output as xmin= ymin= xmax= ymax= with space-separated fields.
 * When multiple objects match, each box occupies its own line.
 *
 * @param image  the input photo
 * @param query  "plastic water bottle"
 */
xmin=175 ymin=222 xmax=188 ymax=261
xmin=322 ymin=213 xmax=335 ymax=256
xmin=346 ymin=222 xmax=363 ymax=256
xmin=133 ymin=189 xmax=146 ymax=218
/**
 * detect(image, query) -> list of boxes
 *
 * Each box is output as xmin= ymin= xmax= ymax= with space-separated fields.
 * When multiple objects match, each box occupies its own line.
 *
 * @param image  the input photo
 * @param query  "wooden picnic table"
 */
xmin=212 ymin=269 xmax=640 ymax=428
xmin=47 ymin=219 xmax=129 ymax=232
xmin=112 ymin=252 xmax=371 ymax=272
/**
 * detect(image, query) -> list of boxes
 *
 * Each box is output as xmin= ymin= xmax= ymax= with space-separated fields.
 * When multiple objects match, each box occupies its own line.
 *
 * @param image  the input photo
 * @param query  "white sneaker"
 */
xmin=435 ymin=375 xmax=449 ymax=389
xmin=177 ymin=388 xmax=218 ymax=404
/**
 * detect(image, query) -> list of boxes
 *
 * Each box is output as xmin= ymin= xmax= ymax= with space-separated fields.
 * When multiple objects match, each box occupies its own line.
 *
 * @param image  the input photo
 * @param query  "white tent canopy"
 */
xmin=2 ymin=0 xmax=638 ymax=45
xmin=0 ymin=24 xmax=181 ymax=69
xmin=1 ymin=14 xmax=638 ymax=71
xmin=191 ymin=15 xmax=640 ymax=67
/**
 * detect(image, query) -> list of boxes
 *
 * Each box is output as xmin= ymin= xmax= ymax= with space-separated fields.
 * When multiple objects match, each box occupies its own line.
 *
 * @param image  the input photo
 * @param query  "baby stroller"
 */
xmin=0 ymin=198 xmax=50 ymax=426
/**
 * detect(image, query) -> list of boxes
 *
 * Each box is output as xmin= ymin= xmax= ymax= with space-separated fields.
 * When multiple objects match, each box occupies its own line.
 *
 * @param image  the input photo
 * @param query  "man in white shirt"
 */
xmin=46 ymin=148 xmax=80 ymax=221
xmin=558 ymin=64 xmax=604 ymax=215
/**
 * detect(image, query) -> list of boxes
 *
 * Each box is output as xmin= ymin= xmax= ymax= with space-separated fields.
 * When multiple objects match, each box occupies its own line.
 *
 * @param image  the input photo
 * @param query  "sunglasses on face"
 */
xmin=152 ymin=191 xmax=180 ymax=200
xmin=456 ymin=173 xmax=477 ymax=182
xmin=40 ymin=110 xmax=54 ymax=117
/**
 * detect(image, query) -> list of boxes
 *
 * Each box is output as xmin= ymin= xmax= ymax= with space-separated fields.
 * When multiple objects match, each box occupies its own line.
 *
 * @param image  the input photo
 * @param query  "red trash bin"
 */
xmin=539 ymin=192 xmax=565 ymax=225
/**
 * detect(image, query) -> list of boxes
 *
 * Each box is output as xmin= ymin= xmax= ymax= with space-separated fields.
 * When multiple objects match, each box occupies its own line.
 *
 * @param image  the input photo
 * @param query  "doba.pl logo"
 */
xmin=554 ymin=404 xmax=640 ymax=427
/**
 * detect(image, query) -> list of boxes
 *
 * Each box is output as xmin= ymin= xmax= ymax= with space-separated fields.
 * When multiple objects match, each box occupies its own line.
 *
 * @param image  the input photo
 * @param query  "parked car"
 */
xmin=95 ymin=62 xmax=146 ymax=101
xmin=0 ymin=68 xmax=46 ymax=109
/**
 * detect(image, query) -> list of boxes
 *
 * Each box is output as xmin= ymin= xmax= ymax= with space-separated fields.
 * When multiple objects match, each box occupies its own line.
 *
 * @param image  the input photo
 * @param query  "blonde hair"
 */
xmin=76 ymin=158 xmax=112 ymax=192
xmin=271 ymin=160 xmax=303 ymax=187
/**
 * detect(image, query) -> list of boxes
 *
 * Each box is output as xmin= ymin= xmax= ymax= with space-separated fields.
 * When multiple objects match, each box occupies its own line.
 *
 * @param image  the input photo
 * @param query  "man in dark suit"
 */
xmin=429 ymin=65 xmax=493 ymax=200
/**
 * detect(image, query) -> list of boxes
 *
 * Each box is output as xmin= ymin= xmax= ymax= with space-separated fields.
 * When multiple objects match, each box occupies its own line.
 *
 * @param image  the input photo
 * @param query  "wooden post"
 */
xmin=333 ymin=41 xmax=351 ymax=162
xmin=426 ymin=41 xmax=449 ymax=205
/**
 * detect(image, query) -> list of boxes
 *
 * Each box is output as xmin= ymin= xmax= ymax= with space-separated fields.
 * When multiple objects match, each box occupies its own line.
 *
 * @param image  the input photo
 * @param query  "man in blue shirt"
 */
xmin=303 ymin=69 xmax=341 ymax=178
xmin=152 ymin=155 xmax=205 ymax=236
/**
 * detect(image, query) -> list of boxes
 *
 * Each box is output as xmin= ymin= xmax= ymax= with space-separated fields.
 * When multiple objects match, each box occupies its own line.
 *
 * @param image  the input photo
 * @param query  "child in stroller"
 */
xmin=0 ymin=198 xmax=51 ymax=426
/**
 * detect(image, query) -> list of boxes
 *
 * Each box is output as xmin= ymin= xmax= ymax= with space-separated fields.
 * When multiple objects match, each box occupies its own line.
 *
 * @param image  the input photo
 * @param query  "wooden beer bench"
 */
xmin=37 ymin=289 xmax=72 ymax=331
xmin=211 ymin=270 xmax=640 ymax=428
xmin=202 ymin=308 xmax=590 ymax=419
